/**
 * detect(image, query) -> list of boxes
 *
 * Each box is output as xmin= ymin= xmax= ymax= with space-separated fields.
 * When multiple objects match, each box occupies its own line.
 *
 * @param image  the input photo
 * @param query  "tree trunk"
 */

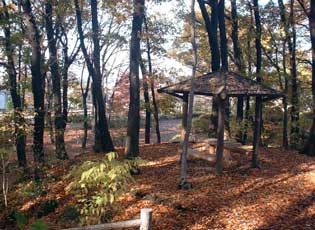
xmin=197 ymin=0 xmax=220 ymax=71
xmin=62 ymin=46 xmax=69 ymax=124
xmin=243 ymin=8 xmax=253 ymax=144
xmin=140 ymin=56 xmax=151 ymax=144
xmin=81 ymin=74 xmax=91 ymax=149
xmin=1 ymin=1 xmax=27 ymax=168
xmin=125 ymin=0 xmax=145 ymax=158
xmin=278 ymin=0 xmax=299 ymax=148
xmin=282 ymin=41 xmax=289 ymax=149
xmin=231 ymin=0 xmax=242 ymax=71
xmin=289 ymin=0 xmax=300 ymax=149
xmin=46 ymin=77 xmax=54 ymax=145
xmin=252 ymin=0 xmax=262 ymax=168
xmin=197 ymin=0 xmax=220 ymax=135
xmin=301 ymin=0 xmax=315 ymax=156
xmin=144 ymin=15 xmax=161 ymax=143
xmin=218 ymin=0 xmax=228 ymax=71
xmin=45 ymin=0 xmax=68 ymax=160
xmin=21 ymin=0 xmax=45 ymax=179
xmin=231 ymin=0 xmax=244 ymax=142
xmin=218 ymin=0 xmax=230 ymax=136
xmin=179 ymin=0 xmax=197 ymax=189
xmin=90 ymin=0 xmax=114 ymax=152
xmin=74 ymin=0 xmax=114 ymax=152
xmin=82 ymin=96 xmax=89 ymax=149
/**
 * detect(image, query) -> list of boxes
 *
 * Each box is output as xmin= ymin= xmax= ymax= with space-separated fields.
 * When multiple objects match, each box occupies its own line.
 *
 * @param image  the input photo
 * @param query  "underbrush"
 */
xmin=0 ymin=151 xmax=142 ymax=228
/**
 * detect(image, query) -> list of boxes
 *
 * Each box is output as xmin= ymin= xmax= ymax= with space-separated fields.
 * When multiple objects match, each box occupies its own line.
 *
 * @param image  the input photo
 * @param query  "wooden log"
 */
xmin=140 ymin=208 xmax=153 ymax=230
xmin=63 ymin=208 xmax=153 ymax=230
xmin=188 ymin=148 xmax=216 ymax=162
xmin=63 ymin=219 xmax=141 ymax=230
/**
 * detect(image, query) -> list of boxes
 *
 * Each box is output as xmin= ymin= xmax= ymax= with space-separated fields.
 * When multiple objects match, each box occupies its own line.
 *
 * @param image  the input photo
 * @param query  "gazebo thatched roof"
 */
xmin=158 ymin=71 xmax=283 ymax=100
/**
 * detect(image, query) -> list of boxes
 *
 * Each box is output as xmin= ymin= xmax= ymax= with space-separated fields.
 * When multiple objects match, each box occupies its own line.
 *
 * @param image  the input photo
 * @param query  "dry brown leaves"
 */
xmin=2 ymin=141 xmax=315 ymax=230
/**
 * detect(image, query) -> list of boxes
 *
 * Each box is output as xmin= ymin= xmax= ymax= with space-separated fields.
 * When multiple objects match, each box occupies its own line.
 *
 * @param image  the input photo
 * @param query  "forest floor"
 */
xmin=1 ymin=120 xmax=315 ymax=229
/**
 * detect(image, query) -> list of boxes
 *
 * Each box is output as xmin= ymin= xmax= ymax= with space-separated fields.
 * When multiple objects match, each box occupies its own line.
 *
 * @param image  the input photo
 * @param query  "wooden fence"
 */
xmin=63 ymin=208 xmax=152 ymax=230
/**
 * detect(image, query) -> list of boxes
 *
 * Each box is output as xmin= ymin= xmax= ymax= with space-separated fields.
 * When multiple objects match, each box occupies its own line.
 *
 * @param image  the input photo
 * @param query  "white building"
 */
xmin=0 ymin=90 xmax=9 ymax=110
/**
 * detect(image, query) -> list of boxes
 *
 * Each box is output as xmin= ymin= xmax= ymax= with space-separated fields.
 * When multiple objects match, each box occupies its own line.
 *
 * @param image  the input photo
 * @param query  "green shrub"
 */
xmin=65 ymin=152 xmax=142 ymax=224
xmin=30 ymin=220 xmax=48 ymax=230
xmin=13 ymin=211 xmax=48 ymax=230
xmin=14 ymin=211 xmax=27 ymax=230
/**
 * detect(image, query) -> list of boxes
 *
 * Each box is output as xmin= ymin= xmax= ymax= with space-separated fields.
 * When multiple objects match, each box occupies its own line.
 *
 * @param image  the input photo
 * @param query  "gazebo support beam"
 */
xmin=182 ymin=93 xmax=189 ymax=132
xmin=252 ymin=96 xmax=262 ymax=168
xmin=216 ymin=96 xmax=225 ymax=175
xmin=179 ymin=93 xmax=189 ymax=164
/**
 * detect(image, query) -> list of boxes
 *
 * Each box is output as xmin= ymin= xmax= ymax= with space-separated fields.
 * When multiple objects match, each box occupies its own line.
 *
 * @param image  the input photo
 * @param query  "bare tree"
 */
xmin=252 ymin=0 xmax=262 ymax=168
xmin=140 ymin=56 xmax=151 ymax=144
xmin=21 ymin=0 xmax=45 ymax=180
xmin=74 ymin=0 xmax=114 ymax=152
xmin=144 ymin=15 xmax=161 ymax=143
xmin=1 ymin=0 xmax=27 ymax=167
xmin=179 ymin=0 xmax=197 ymax=189
xmin=125 ymin=0 xmax=145 ymax=158
xmin=44 ymin=0 xmax=68 ymax=159
xmin=299 ymin=0 xmax=315 ymax=156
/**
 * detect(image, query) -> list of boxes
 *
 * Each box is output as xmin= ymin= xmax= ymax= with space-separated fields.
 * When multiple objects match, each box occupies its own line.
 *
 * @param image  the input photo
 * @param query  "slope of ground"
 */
xmin=1 ymin=119 xmax=315 ymax=229
xmin=111 ymin=144 xmax=315 ymax=230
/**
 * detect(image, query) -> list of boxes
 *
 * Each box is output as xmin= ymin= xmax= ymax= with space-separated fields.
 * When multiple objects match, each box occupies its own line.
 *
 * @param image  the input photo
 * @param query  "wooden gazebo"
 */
xmin=158 ymin=71 xmax=283 ymax=173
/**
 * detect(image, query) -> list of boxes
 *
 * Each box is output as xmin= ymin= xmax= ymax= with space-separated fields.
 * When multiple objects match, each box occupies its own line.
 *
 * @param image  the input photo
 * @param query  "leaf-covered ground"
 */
xmin=111 ymin=143 xmax=315 ymax=230
xmin=1 ymin=122 xmax=315 ymax=229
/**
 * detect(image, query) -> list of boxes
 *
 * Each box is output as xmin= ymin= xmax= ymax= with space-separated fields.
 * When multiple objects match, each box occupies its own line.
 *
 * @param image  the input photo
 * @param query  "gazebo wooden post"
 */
xmin=252 ymin=96 xmax=262 ymax=168
xmin=216 ymin=95 xmax=225 ymax=175
xmin=182 ymin=93 xmax=189 ymax=134
xmin=179 ymin=92 xmax=189 ymax=164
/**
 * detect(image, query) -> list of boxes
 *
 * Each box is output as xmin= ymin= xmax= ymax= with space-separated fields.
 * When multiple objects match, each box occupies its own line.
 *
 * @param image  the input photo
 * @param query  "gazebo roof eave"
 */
xmin=159 ymin=88 xmax=284 ymax=100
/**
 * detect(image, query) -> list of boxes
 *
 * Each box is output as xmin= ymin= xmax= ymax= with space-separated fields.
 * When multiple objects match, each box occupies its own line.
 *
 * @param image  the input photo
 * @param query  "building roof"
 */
xmin=158 ymin=71 xmax=283 ymax=100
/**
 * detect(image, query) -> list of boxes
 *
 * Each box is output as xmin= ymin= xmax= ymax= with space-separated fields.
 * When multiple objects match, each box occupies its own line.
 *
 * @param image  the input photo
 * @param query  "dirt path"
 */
xmin=61 ymin=119 xmax=182 ymax=159
xmin=141 ymin=118 xmax=182 ymax=143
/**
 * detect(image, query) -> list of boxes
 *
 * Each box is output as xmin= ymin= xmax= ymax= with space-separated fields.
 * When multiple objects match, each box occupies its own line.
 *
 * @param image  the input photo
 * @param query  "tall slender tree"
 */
xmin=1 ymin=0 xmax=27 ymax=168
xmin=243 ymin=0 xmax=254 ymax=145
xmin=231 ymin=0 xmax=245 ymax=142
xmin=197 ymin=0 xmax=220 ymax=135
xmin=144 ymin=15 xmax=161 ymax=144
xmin=80 ymin=64 xmax=91 ymax=149
xmin=299 ymin=0 xmax=315 ymax=156
xmin=278 ymin=0 xmax=299 ymax=148
xmin=231 ymin=0 xmax=243 ymax=72
xmin=197 ymin=0 xmax=220 ymax=71
xmin=252 ymin=0 xmax=262 ymax=168
xmin=179 ymin=0 xmax=197 ymax=188
xmin=44 ymin=0 xmax=68 ymax=159
xmin=125 ymin=0 xmax=145 ymax=158
xmin=21 ymin=0 xmax=45 ymax=179
xmin=218 ymin=0 xmax=228 ymax=71
xmin=289 ymin=0 xmax=300 ymax=148
xmin=140 ymin=56 xmax=151 ymax=144
xmin=58 ymin=24 xmax=80 ymax=133
xmin=74 ymin=0 xmax=114 ymax=152
xmin=218 ymin=0 xmax=230 ymax=136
